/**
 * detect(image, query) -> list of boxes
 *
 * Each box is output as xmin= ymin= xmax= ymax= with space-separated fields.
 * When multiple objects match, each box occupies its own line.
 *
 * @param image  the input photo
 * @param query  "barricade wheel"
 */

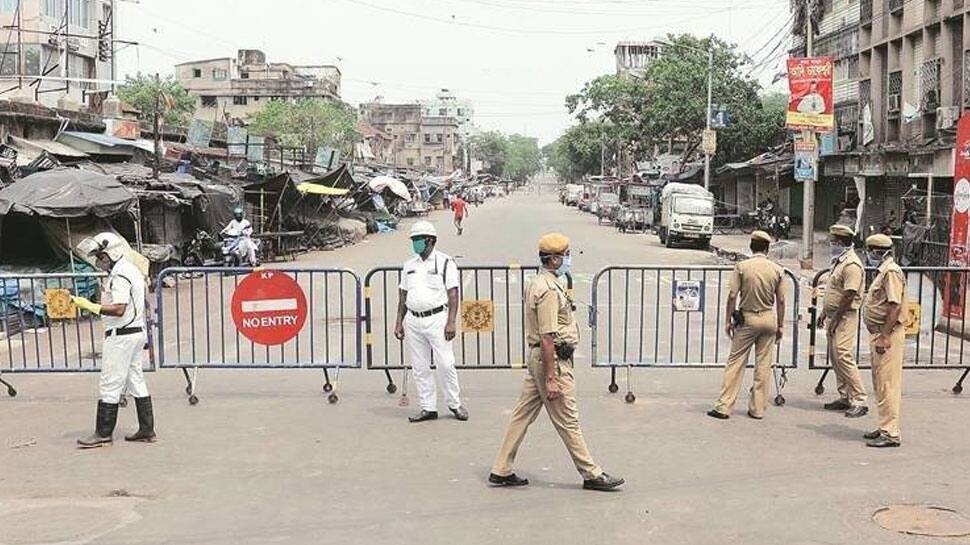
xmin=774 ymin=395 xmax=786 ymax=406
xmin=624 ymin=392 xmax=636 ymax=403
xmin=323 ymin=383 xmax=333 ymax=393
xmin=6 ymin=386 xmax=16 ymax=397
xmin=119 ymin=397 xmax=128 ymax=408
xmin=386 ymin=383 xmax=398 ymax=394
xmin=328 ymin=393 xmax=339 ymax=404
xmin=814 ymin=385 xmax=825 ymax=395
xmin=188 ymin=395 xmax=199 ymax=406
xmin=608 ymin=383 xmax=619 ymax=394
xmin=954 ymin=385 xmax=964 ymax=395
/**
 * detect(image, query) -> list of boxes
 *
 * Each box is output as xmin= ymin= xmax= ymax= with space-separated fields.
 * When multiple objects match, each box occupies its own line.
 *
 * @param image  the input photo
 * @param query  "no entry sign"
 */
xmin=230 ymin=270 xmax=308 ymax=345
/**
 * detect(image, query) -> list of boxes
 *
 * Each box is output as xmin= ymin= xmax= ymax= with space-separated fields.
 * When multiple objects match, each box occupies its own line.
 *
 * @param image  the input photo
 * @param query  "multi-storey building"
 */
xmin=175 ymin=49 xmax=341 ymax=123
xmin=793 ymin=0 xmax=970 ymax=235
xmin=359 ymin=101 xmax=461 ymax=173
xmin=614 ymin=41 xmax=664 ymax=78
xmin=0 ymin=0 xmax=116 ymax=109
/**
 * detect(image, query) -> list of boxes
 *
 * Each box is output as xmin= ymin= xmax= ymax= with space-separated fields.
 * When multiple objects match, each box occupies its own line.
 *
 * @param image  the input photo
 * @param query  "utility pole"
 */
xmin=152 ymin=73 xmax=161 ymax=180
xmin=704 ymin=47 xmax=714 ymax=190
xmin=801 ymin=0 xmax=816 ymax=269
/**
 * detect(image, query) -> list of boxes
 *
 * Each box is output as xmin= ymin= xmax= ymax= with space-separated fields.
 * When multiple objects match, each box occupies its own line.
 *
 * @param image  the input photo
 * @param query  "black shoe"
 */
xmin=844 ymin=405 xmax=868 ymax=418
xmin=450 ymin=406 xmax=469 ymax=421
xmin=125 ymin=396 xmax=157 ymax=443
xmin=862 ymin=429 xmax=882 ymax=440
xmin=823 ymin=399 xmax=852 ymax=411
xmin=747 ymin=410 xmax=763 ymax=420
xmin=488 ymin=473 xmax=529 ymax=487
xmin=707 ymin=409 xmax=730 ymax=420
xmin=77 ymin=401 xmax=119 ymax=449
xmin=583 ymin=473 xmax=625 ymax=491
xmin=408 ymin=410 xmax=438 ymax=423
xmin=866 ymin=432 xmax=901 ymax=448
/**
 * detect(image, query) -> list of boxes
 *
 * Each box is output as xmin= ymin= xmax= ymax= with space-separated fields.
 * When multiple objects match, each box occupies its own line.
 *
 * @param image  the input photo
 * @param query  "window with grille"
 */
xmin=861 ymin=0 xmax=873 ymax=24
xmin=921 ymin=59 xmax=942 ymax=110
xmin=964 ymin=50 xmax=970 ymax=107
xmin=888 ymin=0 xmax=904 ymax=14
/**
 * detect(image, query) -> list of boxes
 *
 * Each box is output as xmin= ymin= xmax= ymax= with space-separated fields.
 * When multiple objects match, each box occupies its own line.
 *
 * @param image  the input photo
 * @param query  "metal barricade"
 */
xmin=0 ymin=271 xmax=155 ymax=397
xmin=589 ymin=266 xmax=801 ymax=404
xmin=155 ymin=267 xmax=362 ymax=404
xmin=808 ymin=266 xmax=970 ymax=395
xmin=364 ymin=265 xmax=542 ymax=397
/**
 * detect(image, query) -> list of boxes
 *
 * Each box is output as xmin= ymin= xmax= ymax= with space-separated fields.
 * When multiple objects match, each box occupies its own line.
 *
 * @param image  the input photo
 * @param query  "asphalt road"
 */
xmin=2 ymin=187 xmax=970 ymax=545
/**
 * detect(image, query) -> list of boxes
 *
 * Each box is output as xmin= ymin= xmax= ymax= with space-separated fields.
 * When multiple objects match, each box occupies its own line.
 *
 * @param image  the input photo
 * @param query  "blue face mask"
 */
xmin=557 ymin=254 xmax=572 ymax=277
xmin=866 ymin=251 xmax=884 ymax=267
xmin=412 ymin=238 xmax=428 ymax=256
xmin=831 ymin=244 xmax=844 ymax=261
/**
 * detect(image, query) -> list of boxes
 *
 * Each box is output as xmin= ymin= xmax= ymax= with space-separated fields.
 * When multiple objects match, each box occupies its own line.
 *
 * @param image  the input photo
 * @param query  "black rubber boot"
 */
xmin=125 ymin=396 xmax=157 ymax=443
xmin=77 ymin=401 xmax=118 ymax=449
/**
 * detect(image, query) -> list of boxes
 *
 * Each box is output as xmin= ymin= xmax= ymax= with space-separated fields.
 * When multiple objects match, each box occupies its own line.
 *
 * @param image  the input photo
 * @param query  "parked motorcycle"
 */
xmin=183 ymin=230 xmax=221 ymax=267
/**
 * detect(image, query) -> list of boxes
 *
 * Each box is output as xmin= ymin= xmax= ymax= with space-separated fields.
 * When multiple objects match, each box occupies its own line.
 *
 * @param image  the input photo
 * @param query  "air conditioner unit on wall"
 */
xmin=936 ymin=106 xmax=960 ymax=130
xmin=888 ymin=94 xmax=901 ymax=113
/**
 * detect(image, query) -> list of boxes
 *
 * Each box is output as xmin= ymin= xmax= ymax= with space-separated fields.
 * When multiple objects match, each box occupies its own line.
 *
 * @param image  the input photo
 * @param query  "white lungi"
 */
xmin=405 ymin=310 xmax=461 ymax=411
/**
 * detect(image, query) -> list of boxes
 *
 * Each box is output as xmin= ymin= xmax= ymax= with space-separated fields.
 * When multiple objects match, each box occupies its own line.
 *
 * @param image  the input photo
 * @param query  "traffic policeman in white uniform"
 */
xmin=394 ymin=221 xmax=468 ymax=423
xmin=73 ymin=233 xmax=156 ymax=448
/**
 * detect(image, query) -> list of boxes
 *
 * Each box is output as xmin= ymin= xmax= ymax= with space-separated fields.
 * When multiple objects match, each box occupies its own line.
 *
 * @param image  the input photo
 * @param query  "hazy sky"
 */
xmin=116 ymin=0 xmax=791 ymax=144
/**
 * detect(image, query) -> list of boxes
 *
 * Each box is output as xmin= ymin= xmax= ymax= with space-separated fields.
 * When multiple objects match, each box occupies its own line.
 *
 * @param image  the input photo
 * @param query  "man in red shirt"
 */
xmin=452 ymin=195 xmax=469 ymax=235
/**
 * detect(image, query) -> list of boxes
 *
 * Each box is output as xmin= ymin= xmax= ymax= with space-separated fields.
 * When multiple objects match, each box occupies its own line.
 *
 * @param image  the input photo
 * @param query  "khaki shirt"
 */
xmin=728 ymin=254 xmax=784 ymax=313
xmin=822 ymin=249 xmax=865 ymax=316
xmin=862 ymin=257 xmax=906 ymax=329
xmin=525 ymin=270 xmax=579 ymax=347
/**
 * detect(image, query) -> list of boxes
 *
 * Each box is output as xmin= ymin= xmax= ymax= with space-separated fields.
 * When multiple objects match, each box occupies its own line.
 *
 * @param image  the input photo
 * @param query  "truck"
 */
xmin=658 ymin=182 xmax=715 ymax=249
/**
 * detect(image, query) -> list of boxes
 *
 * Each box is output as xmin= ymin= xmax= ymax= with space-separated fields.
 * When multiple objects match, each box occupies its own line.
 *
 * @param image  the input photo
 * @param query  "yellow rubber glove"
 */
xmin=71 ymin=296 xmax=102 ymax=315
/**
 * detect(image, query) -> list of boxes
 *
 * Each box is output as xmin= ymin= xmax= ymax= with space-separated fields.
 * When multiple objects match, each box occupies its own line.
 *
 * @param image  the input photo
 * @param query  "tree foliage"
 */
xmin=470 ymin=131 xmax=542 ymax=181
xmin=543 ymin=122 xmax=606 ymax=182
xmin=248 ymin=99 xmax=359 ymax=153
xmin=564 ymin=33 xmax=786 ymax=169
xmin=117 ymin=73 xmax=196 ymax=125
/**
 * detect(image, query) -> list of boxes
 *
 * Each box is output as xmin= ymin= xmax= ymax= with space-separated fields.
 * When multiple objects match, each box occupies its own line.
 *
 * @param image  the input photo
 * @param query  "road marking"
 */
xmin=241 ymin=298 xmax=298 ymax=313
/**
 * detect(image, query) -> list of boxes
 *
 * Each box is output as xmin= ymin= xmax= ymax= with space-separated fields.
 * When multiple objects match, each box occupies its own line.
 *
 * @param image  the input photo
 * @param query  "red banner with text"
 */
xmin=786 ymin=57 xmax=834 ymax=132
xmin=943 ymin=114 xmax=970 ymax=318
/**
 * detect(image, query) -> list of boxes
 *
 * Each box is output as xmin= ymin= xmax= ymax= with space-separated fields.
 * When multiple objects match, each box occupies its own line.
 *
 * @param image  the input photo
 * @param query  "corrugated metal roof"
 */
xmin=8 ymin=135 xmax=88 ymax=158
xmin=59 ymin=131 xmax=155 ymax=153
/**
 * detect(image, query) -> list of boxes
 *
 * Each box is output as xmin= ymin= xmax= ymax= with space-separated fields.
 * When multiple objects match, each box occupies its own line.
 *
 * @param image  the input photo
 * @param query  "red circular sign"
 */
xmin=230 ymin=271 xmax=307 ymax=345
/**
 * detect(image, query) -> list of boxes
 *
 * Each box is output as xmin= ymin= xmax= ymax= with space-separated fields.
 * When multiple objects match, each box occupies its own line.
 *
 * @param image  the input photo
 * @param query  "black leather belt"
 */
xmin=105 ymin=326 xmax=143 ymax=338
xmin=409 ymin=306 xmax=445 ymax=318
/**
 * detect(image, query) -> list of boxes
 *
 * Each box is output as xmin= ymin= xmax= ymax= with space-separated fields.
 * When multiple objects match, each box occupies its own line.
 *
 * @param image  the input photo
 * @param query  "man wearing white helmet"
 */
xmin=73 ymin=232 xmax=156 ymax=448
xmin=394 ymin=220 xmax=468 ymax=423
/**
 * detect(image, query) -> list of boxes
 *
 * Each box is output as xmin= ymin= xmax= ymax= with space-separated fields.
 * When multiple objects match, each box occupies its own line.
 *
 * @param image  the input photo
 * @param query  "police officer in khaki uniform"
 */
xmin=709 ymin=230 xmax=786 ymax=420
xmin=861 ymin=234 xmax=906 ymax=448
xmin=488 ymin=233 xmax=624 ymax=491
xmin=817 ymin=224 xmax=868 ymax=417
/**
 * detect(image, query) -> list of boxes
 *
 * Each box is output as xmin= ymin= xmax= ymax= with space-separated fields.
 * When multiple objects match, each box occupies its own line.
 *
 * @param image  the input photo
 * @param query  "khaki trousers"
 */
xmin=714 ymin=311 xmax=777 ymax=417
xmin=869 ymin=326 xmax=905 ymax=438
xmin=827 ymin=310 xmax=867 ymax=405
xmin=491 ymin=349 xmax=603 ymax=480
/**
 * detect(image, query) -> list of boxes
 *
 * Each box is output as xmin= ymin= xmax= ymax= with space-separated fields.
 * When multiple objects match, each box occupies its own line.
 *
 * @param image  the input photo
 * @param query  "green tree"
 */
xmin=248 ymin=99 xmax=359 ymax=154
xmin=469 ymin=131 xmax=509 ymax=177
xmin=543 ymin=122 xmax=605 ymax=182
xmin=470 ymin=131 xmax=543 ymax=181
xmin=504 ymin=134 xmax=542 ymax=181
xmin=566 ymin=33 xmax=786 ymax=167
xmin=116 ymin=73 xmax=196 ymax=125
